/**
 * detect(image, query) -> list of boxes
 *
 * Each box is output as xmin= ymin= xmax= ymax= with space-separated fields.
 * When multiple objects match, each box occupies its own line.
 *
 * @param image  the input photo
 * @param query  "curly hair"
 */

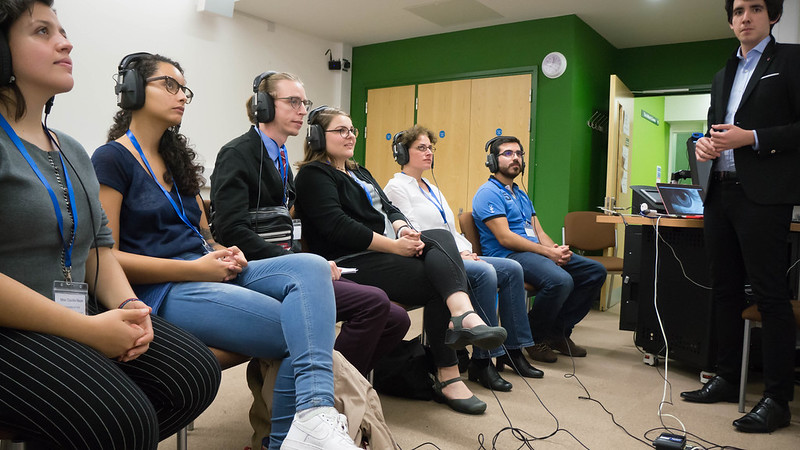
xmin=0 ymin=0 xmax=55 ymax=120
xmin=725 ymin=0 xmax=783 ymax=26
xmin=396 ymin=124 xmax=437 ymax=166
xmin=107 ymin=54 xmax=204 ymax=195
xmin=297 ymin=106 xmax=358 ymax=171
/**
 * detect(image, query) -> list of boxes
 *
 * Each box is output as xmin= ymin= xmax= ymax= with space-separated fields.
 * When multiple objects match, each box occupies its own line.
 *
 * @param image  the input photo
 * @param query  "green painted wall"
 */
xmin=351 ymin=15 xmax=737 ymax=239
xmin=351 ymin=15 xmax=615 ymax=238
xmin=630 ymin=97 xmax=670 ymax=192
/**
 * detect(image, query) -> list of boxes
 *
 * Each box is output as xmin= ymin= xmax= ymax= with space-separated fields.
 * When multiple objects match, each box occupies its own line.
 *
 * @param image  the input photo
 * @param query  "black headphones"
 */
xmin=0 ymin=31 xmax=12 ymax=86
xmin=306 ymin=105 xmax=328 ymax=152
xmin=252 ymin=71 xmax=277 ymax=123
xmin=485 ymin=136 xmax=525 ymax=174
xmin=391 ymin=131 xmax=409 ymax=166
xmin=115 ymin=52 xmax=152 ymax=110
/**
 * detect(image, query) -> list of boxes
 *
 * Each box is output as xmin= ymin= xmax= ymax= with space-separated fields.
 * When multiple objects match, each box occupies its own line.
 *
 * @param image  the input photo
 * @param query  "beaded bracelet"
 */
xmin=118 ymin=298 xmax=141 ymax=309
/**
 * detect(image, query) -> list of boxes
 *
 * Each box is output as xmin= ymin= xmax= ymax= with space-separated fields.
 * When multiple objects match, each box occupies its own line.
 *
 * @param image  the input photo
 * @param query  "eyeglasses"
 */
xmin=326 ymin=127 xmax=359 ymax=138
xmin=145 ymin=76 xmax=194 ymax=104
xmin=498 ymin=150 xmax=525 ymax=158
xmin=275 ymin=97 xmax=313 ymax=110
xmin=414 ymin=144 xmax=435 ymax=153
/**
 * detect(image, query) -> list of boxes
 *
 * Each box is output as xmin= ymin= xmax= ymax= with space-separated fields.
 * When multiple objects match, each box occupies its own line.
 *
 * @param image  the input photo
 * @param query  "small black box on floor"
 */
xmin=653 ymin=432 xmax=686 ymax=449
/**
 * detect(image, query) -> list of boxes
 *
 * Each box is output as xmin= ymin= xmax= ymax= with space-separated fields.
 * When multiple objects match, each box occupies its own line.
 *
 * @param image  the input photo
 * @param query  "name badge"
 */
xmin=53 ymin=280 xmax=88 ymax=315
xmin=525 ymin=225 xmax=536 ymax=237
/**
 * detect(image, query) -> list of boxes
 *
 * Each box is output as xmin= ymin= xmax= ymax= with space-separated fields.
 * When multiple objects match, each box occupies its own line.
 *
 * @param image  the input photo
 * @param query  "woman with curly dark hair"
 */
xmin=91 ymin=53 xmax=358 ymax=449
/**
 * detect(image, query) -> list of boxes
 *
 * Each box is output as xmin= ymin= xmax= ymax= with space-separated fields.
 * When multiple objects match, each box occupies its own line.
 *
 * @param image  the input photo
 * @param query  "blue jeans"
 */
xmin=157 ymin=252 xmax=336 ymax=449
xmin=508 ymin=252 xmax=606 ymax=342
xmin=464 ymin=257 xmax=534 ymax=359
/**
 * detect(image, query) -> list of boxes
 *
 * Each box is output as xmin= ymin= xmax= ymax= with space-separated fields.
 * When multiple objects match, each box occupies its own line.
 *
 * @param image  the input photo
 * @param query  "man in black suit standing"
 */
xmin=680 ymin=0 xmax=799 ymax=433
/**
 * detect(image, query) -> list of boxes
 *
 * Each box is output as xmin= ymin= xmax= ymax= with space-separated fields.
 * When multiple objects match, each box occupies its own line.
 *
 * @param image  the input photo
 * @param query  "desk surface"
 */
xmin=597 ymin=214 xmax=800 ymax=232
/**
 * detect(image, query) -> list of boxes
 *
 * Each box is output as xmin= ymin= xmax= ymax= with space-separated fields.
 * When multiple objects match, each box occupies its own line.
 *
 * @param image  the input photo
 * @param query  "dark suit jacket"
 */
xmin=210 ymin=126 xmax=295 ymax=260
xmin=701 ymin=36 xmax=800 ymax=205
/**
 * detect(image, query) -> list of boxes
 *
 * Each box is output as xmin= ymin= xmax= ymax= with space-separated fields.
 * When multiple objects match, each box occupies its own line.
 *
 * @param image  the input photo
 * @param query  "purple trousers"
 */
xmin=332 ymin=278 xmax=410 ymax=375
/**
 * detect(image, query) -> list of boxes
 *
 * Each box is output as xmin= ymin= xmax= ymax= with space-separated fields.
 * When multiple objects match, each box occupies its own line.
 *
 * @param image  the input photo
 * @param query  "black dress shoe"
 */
xmin=733 ymin=397 xmax=791 ymax=433
xmin=468 ymin=361 xmax=512 ymax=392
xmin=680 ymin=376 xmax=738 ymax=403
xmin=496 ymin=352 xmax=544 ymax=378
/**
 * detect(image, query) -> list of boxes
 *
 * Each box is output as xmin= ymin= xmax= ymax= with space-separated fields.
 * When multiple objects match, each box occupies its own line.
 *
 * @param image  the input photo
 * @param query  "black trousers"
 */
xmin=704 ymin=178 xmax=795 ymax=402
xmin=339 ymin=228 xmax=468 ymax=368
xmin=0 ymin=314 xmax=221 ymax=449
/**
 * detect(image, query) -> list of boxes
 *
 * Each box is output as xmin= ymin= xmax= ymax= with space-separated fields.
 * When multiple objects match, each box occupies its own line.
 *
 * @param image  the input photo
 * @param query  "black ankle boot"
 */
xmin=496 ymin=350 xmax=544 ymax=378
xmin=467 ymin=359 xmax=512 ymax=391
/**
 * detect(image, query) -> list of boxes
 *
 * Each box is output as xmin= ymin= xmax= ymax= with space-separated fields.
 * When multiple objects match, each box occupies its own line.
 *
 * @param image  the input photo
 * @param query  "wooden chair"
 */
xmin=458 ymin=211 xmax=538 ymax=302
xmin=738 ymin=300 xmax=800 ymax=413
xmin=561 ymin=211 xmax=623 ymax=311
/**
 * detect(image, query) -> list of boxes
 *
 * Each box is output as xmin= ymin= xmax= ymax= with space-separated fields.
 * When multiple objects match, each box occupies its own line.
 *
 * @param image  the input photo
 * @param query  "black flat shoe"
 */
xmin=444 ymin=310 xmax=507 ymax=350
xmin=733 ymin=397 xmax=791 ymax=433
xmin=680 ymin=375 xmax=738 ymax=403
xmin=432 ymin=376 xmax=487 ymax=415
xmin=496 ymin=352 xmax=544 ymax=379
xmin=467 ymin=361 xmax=512 ymax=391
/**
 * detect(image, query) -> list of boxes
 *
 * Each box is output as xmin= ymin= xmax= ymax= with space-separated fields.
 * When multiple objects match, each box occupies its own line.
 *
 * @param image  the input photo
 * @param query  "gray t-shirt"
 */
xmin=0 ymin=129 xmax=114 ymax=299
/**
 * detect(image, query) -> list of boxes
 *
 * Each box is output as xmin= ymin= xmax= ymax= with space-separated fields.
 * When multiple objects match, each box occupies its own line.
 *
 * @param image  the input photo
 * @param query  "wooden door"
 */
xmin=602 ymin=75 xmax=634 ymax=310
xmin=364 ymin=85 xmax=416 ymax=187
xmin=468 ymin=74 xmax=532 ymax=211
xmin=416 ymin=79 xmax=472 ymax=228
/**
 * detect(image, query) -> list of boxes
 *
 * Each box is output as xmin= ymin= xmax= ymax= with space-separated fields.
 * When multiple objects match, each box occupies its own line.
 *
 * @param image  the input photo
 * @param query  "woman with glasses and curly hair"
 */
xmin=91 ymin=53 xmax=359 ymax=450
xmin=0 ymin=2 xmax=220 ymax=448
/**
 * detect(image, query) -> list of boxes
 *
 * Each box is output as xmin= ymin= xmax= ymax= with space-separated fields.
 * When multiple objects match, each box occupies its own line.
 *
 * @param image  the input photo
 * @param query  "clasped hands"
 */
xmin=695 ymin=124 xmax=756 ymax=162
xmin=197 ymin=245 xmax=248 ymax=281
xmin=395 ymin=226 xmax=424 ymax=257
xmin=548 ymin=244 xmax=572 ymax=266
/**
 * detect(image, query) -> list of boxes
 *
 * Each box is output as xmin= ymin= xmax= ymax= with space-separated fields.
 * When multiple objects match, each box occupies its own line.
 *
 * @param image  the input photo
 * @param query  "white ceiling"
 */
xmin=234 ymin=0 xmax=733 ymax=49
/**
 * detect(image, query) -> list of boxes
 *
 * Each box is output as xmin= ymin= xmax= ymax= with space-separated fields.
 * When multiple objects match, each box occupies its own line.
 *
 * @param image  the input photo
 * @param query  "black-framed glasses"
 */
xmin=499 ymin=150 xmax=524 ymax=158
xmin=275 ymin=96 xmax=313 ymax=110
xmin=325 ymin=127 xmax=359 ymax=138
xmin=414 ymin=144 xmax=435 ymax=153
xmin=145 ymin=76 xmax=194 ymax=104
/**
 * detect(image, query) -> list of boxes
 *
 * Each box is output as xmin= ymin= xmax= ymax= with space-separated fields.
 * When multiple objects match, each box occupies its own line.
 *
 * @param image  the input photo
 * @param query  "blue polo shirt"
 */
xmin=472 ymin=176 xmax=537 ymax=258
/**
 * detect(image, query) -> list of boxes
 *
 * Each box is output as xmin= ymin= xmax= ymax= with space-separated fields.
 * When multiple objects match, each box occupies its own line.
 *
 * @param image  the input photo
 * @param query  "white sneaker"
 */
xmin=281 ymin=407 xmax=361 ymax=450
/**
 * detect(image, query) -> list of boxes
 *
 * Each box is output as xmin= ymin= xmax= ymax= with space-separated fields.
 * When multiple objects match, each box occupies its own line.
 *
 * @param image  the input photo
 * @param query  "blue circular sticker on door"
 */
xmin=385 ymin=133 xmax=392 ymax=140
xmin=495 ymin=128 xmax=502 ymax=136
xmin=439 ymin=130 xmax=445 ymax=138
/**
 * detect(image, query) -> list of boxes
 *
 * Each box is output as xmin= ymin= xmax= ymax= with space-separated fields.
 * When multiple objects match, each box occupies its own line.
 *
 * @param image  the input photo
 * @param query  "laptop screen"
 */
xmin=656 ymin=184 xmax=704 ymax=216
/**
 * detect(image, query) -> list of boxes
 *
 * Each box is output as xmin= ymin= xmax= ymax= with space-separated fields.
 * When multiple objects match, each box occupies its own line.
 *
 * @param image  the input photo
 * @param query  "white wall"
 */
xmin=774 ymin=0 xmax=800 ymax=44
xmin=52 ymin=0 xmax=351 ymax=181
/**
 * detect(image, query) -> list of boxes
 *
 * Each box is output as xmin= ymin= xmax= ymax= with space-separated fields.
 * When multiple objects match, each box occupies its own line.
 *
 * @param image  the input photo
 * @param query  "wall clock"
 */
xmin=542 ymin=52 xmax=567 ymax=79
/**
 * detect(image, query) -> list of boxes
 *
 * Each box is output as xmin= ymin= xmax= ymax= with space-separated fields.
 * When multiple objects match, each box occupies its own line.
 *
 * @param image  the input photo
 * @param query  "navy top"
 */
xmin=92 ymin=141 xmax=205 ymax=312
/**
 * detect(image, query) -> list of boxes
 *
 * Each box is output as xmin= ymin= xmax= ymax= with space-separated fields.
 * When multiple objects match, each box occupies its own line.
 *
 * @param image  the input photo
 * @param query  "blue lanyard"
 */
xmin=348 ymin=170 xmax=373 ymax=205
xmin=125 ymin=130 xmax=212 ymax=253
xmin=490 ymin=177 xmax=531 ymax=226
xmin=0 ymin=114 xmax=78 ymax=280
xmin=256 ymin=129 xmax=288 ymax=206
xmin=418 ymin=179 xmax=447 ymax=225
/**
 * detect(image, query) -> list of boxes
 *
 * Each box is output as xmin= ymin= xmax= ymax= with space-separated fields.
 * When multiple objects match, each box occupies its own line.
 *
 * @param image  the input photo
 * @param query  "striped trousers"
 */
xmin=0 ymin=314 xmax=221 ymax=449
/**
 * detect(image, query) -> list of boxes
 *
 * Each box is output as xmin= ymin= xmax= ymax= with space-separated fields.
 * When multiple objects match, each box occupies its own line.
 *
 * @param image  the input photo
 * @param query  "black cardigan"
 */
xmin=294 ymin=161 xmax=405 ymax=261
xmin=210 ymin=126 xmax=295 ymax=260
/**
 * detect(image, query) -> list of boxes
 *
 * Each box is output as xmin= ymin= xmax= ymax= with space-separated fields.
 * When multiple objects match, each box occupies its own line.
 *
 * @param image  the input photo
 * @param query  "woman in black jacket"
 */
xmin=294 ymin=106 xmax=507 ymax=415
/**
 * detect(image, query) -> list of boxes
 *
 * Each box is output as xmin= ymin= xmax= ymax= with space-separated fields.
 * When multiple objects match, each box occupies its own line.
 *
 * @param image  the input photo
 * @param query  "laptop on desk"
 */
xmin=656 ymin=183 xmax=705 ymax=217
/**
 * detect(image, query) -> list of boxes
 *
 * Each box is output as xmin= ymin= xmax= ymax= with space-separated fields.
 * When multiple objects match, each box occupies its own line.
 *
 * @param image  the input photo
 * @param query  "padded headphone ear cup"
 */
xmin=0 ymin=32 xmax=11 ymax=86
xmin=306 ymin=123 xmax=326 ymax=152
xmin=392 ymin=142 xmax=409 ymax=166
xmin=116 ymin=68 xmax=146 ymax=110
xmin=485 ymin=153 xmax=499 ymax=173
xmin=254 ymin=91 xmax=275 ymax=123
